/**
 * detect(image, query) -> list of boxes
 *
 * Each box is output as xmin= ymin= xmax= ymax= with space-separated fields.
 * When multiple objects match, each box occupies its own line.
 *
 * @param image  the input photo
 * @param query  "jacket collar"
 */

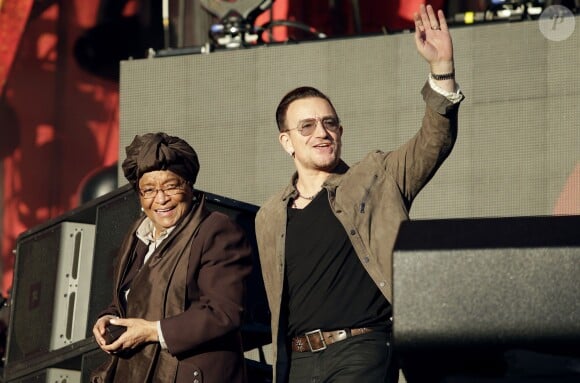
xmin=281 ymin=160 xmax=350 ymax=202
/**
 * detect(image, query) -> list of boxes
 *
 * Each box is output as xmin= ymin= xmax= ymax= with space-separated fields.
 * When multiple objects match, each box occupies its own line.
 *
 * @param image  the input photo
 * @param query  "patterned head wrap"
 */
xmin=122 ymin=132 xmax=200 ymax=188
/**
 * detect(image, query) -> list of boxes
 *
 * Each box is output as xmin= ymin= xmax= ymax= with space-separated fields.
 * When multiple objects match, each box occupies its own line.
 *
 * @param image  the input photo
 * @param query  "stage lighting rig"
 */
xmin=489 ymin=0 xmax=526 ymax=21
xmin=200 ymin=0 xmax=273 ymax=48
xmin=452 ymin=1 xmax=549 ymax=26
xmin=488 ymin=0 xmax=546 ymax=21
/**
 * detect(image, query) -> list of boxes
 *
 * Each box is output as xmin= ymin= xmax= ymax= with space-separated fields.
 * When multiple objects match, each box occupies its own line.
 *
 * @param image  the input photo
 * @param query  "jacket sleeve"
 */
xmin=159 ymin=213 xmax=253 ymax=355
xmin=385 ymin=81 xmax=463 ymax=205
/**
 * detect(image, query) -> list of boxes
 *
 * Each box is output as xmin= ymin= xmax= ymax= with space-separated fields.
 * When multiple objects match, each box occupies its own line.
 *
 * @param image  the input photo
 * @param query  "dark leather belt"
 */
xmin=291 ymin=327 xmax=373 ymax=353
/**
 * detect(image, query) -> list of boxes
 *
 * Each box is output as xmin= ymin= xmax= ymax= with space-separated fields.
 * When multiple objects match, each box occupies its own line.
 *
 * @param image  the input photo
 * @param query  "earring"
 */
xmin=140 ymin=207 xmax=144 ymax=212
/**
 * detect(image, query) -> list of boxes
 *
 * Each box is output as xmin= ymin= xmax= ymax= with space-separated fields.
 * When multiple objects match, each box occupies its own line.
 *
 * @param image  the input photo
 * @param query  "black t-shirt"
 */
xmin=285 ymin=189 xmax=391 ymax=337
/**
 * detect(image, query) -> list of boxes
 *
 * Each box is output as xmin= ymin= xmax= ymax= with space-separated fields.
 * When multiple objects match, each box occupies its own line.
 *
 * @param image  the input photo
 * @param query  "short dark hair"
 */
xmin=275 ymin=86 xmax=339 ymax=132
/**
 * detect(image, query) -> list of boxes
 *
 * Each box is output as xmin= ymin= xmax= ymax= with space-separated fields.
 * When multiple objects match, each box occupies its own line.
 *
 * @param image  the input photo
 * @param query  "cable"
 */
xmin=256 ymin=19 xmax=327 ymax=42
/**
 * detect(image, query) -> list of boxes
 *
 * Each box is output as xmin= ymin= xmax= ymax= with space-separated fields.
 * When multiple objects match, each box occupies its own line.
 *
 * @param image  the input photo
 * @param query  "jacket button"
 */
xmin=379 ymin=281 xmax=386 ymax=287
xmin=350 ymin=229 xmax=356 ymax=235
xmin=193 ymin=371 xmax=199 ymax=376
xmin=363 ymin=256 xmax=370 ymax=263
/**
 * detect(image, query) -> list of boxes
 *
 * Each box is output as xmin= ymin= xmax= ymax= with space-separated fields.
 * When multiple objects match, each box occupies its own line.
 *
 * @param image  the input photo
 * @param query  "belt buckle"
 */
xmin=305 ymin=329 xmax=327 ymax=352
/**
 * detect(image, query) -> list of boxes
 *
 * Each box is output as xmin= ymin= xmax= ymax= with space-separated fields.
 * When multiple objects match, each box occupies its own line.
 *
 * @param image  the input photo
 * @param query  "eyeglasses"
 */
xmin=285 ymin=116 xmax=340 ymax=136
xmin=139 ymin=183 xmax=188 ymax=199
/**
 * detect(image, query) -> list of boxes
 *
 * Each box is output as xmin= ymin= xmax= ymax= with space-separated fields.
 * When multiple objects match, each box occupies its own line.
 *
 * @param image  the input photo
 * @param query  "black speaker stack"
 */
xmin=393 ymin=215 xmax=580 ymax=382
xmin=2 ymin=184 xmax=271 ymax=383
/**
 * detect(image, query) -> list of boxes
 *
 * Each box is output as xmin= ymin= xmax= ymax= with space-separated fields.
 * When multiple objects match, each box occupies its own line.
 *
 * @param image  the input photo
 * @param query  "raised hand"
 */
xmin=414 ymin=4 xmax=454 ymax=77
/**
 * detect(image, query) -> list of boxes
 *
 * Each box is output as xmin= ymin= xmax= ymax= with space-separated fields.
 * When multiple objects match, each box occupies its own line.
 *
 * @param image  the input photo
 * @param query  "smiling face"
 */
xmin=279 ymin=96 xmax=343 ymax=175
xmin=138 ymin=170 xmax=193 ymax=235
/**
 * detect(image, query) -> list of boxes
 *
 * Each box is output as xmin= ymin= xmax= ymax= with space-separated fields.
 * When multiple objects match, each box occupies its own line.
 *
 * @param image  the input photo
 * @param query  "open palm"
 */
xmin=414 ymin=5 xmax=453 ymax=67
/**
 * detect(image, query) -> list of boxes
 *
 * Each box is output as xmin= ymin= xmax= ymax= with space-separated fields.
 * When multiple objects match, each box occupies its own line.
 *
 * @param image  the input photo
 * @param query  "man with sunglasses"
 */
xmin=255 ymin=5 xmax=464 ymax=383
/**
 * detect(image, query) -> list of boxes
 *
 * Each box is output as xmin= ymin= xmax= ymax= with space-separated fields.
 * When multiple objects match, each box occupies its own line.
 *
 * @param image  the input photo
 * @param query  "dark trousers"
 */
xmin=288 ymin=330 xmax=398 ymax=383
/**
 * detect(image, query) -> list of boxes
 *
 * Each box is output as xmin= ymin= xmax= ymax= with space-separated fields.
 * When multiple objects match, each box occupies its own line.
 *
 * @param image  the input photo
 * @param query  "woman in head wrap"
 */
xmin=91 ymin=132 xmax=252 ymax=383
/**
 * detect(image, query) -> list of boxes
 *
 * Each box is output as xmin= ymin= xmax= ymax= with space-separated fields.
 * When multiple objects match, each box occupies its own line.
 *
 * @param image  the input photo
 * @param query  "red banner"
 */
xmin=255 ymin=0 xmax=445 ymax=41
xmin=0 ymin=0 xmax=33 ymax=94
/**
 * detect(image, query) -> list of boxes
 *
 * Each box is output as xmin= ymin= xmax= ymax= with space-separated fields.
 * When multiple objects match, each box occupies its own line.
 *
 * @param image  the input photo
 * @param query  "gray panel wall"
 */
xmin=119 ymin=17 xmax=579 ymax=218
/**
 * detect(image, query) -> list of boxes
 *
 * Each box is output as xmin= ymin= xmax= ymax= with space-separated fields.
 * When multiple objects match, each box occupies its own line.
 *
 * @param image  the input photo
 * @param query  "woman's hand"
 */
xmin=94 ymin=316 xmax=159 ymax=354
xmin=93 ymin=315 xmax=117 ymax=351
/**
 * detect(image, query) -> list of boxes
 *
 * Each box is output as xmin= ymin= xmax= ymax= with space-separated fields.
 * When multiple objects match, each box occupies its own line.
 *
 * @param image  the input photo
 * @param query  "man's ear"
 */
xmin=279 ymin=132 xmax=294 ymax=156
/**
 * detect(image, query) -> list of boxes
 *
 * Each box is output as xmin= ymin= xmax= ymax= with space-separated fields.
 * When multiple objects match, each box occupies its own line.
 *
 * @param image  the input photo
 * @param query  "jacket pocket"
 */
xmin=359 ymin=173 xmax=379 ymax=213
